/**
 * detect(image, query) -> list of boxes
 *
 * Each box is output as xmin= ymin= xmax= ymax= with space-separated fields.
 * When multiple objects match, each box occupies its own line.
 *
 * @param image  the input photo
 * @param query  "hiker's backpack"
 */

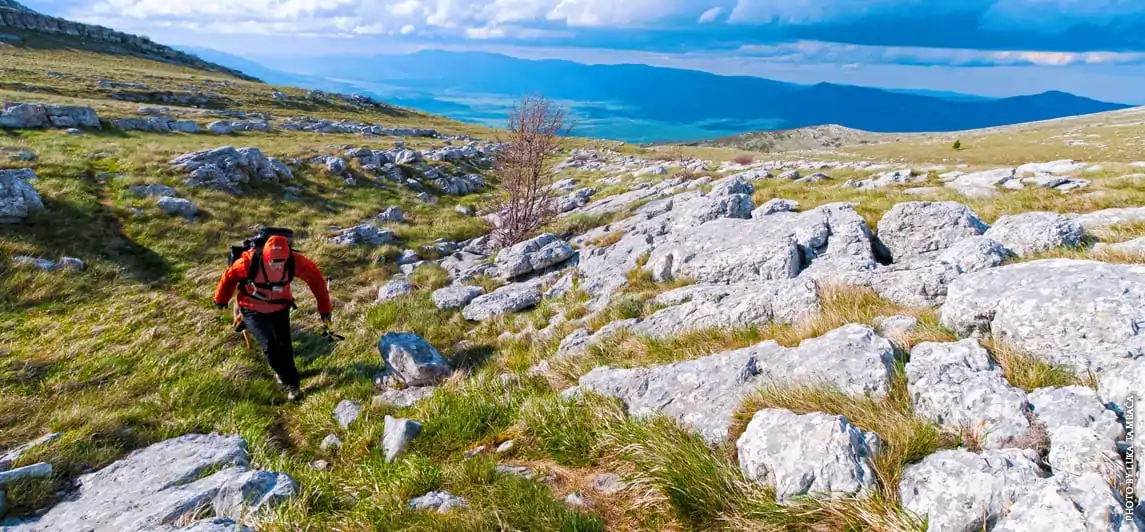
xmin=229 ymin=227 xmax=299 ymax=301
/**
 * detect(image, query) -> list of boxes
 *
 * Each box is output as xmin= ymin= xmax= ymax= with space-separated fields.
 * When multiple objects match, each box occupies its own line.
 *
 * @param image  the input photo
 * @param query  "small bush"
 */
xmin=952 ymin=140 xmax=962 ymax=150
xmin=733 ymin=154 xmax=755 ymax=165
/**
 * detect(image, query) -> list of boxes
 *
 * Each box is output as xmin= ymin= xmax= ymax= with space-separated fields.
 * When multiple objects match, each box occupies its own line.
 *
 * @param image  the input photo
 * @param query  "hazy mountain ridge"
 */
xmin=195 ymin=48 xmax=1132 ymax=142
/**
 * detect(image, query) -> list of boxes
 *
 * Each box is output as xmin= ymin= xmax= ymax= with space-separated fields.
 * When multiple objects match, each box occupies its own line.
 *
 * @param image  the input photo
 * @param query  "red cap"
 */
xmin=263 ymin=235 xmax=291 ymax=262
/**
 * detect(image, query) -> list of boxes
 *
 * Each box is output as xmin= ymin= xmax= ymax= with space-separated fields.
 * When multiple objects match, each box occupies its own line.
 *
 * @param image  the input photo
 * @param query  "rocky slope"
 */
xmin=0 ymin=1 xmax=256 ymax=81
xmin=5 ymin=29 xmax=1145 ymax=531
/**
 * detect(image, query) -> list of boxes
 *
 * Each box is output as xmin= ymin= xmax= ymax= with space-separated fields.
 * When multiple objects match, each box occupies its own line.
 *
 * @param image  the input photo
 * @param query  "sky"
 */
xmin=20 ymin=0 xmax=1145 ymax=104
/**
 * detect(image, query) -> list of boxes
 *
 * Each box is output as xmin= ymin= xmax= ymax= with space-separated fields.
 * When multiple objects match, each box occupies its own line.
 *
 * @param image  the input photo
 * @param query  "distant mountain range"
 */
xmin=184 ymin=47 xmax=1132 ymax=143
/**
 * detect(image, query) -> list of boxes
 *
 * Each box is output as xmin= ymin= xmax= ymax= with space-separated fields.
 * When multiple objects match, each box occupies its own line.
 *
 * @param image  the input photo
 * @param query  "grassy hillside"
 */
xmin=4 ymin=36 xmax=1145 ymax=532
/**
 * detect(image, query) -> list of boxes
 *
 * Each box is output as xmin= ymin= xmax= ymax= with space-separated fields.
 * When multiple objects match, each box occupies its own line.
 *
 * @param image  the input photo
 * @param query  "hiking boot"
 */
xmin=284 ymin=385 xmax=302 ymax=402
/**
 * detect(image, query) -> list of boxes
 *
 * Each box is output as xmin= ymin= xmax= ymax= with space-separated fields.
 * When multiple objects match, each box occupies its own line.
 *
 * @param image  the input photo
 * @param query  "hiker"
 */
xmin=213 ymin=234 xmax=332 ymax=401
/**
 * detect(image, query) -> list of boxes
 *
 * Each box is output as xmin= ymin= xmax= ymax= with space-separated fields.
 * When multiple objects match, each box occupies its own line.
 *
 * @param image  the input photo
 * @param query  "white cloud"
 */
xmin=736 ymin=40 xmax=1145 ymax=67
xmin=698 ymin=7 xmax=723 ymax=23
xmin=400 ymin=24 xmax=417 ymax=35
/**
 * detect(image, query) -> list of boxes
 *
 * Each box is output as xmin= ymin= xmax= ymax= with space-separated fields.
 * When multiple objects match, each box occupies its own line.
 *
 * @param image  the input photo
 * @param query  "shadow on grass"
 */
xmin=451 ymin=345 xmax=496 ymax=374
xmin=0 ymin=199 xmax=172 ymax=296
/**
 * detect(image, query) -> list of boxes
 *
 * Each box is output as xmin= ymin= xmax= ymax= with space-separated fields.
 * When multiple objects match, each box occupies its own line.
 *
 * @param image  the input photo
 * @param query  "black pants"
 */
xmin=241 ymin=307 xmax=300 ymax=388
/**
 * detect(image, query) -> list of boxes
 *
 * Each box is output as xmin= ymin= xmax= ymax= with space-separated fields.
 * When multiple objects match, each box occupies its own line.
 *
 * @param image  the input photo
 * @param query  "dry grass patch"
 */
xmin=984 ymin=341 xmax=1082 ymax=392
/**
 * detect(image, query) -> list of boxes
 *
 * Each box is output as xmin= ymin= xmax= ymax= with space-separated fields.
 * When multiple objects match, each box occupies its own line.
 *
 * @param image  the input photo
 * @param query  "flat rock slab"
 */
xmin=4 ymin=434 xmax=296 ymax=532
xmin=1027 ymin=386 xmax=1122 ymax=441
xmin=875 ymin=201 xmax=988 ymax=261
xmin=628 ymin=279 xmax=821 ymax=338
xmin=567 ymin=324 xmax=896 ymax=443
xmin=736 ymin=409 xmax=880 ymax=500
xmin=993 ymin=474 xmax=1139 ymax=532
xmin=941 ymin=259 xmax=1145 ymax=376
xmin=982 ymin=212 xmax=1084 ymax=257
xmin=431 ymin=285 xmax=484 ymax=310
xmin=899 ymin=448 xmax=1046 ymax=532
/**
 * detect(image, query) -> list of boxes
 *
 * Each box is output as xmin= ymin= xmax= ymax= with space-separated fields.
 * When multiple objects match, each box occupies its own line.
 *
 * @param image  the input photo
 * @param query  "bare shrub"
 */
xmin=491 ymin=95 xmax=570 ymax=246
xmin=732 ymin=154 xmax=754 ymax=165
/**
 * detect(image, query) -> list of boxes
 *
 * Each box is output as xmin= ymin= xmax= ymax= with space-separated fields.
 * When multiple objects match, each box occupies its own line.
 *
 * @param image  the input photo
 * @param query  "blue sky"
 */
xmin=21 ymin=0 xmax=1145 ymax=104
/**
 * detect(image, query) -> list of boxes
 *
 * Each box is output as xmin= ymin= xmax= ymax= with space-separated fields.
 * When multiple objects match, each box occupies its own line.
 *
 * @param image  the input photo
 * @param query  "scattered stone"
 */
xmin=592 ymin=473 xmax=626 ymax=495
xmin=464 ymin=446 xmax=488 ymax=459
xmin=564 ymin=492 xmax=589 ymax=508
xmin=935 ymin=236 xmax=1014 ymax=274
xmin=56 ymin=257 xmax=85 ymax=272
xmin=331 ymin=225 xmax=394 ymax=247
xmin=779 ymin=169 xmax=801 ymax=180
xmin=455 ymin=204 xmax=474 ymax=216
xmin=431 ymin=285 xmax=485 ymax=310
xmin=0 ymin=103 xmax=100 ymax=130
xmin=377 ymin=206 xmax=404 ymax=222
xmin=495 ymin=465 xmax=535 ymax=479
xmin=737 ymin=409 xmax=879 ymax=500
xmin=310 ymin=460 xmax=329 ymax=471
xmin=898 ymin=449 xmax=1046 ymax=532
xmin=382 ymin=416 xmax=422 ymax=463
xmin=983 ymin=212 xmax=1085 ymax=257
xmin=157 ymin=196 xmax=197 ymax=218
xmin=495 ymin=440 xmax=515 ymax=454
xmin=377 ymin=332 xmax=452 ymax=387
xmin=319 ymin=434 xmax=342 ymax=452
xmin=409 ymin=491 xmax=467 ymax=513
xmin=127 ymin=184 xmax=178 ymax=198
xmin=1027 ymin=386 xmax=1122 ymax=441
xmin=0 ymin=168 xmax=45 ymax=223
xmin=906 ymin=339 xmax=1033 ymax=450
xmin=0 ymin=433 xmax=61 ymax=472
xmin=461 ymin=283 xmax=543 ymax=321
xmin=170 ymin=146 xmax=292 ymax=194
xmin=795 ymin=172 xmax=830 ymax=184
xmin=373 ymin=386 xmax=437 ymax=408
xmin=376 ymin=279 xmax=415 ymax=302
xmin=332 ymin=401 xmax=362 ymax=430
xmin=11 ymin=256 xmax=57 ymax=271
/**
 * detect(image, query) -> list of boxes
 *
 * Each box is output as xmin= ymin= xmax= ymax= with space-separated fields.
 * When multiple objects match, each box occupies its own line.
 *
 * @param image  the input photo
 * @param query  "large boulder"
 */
xmin=377 ymin=333 xmax=452 ymax=387
xmin=157 ymin=197 xmax=197 ymax=218
xmin=875 ymin=201 xmax=988 ymax=262
xmin=941 ymin=260 xmax=1145 ymax=376
xmin=736 ymin=409 xmax=880 ymax=500
xmin=983 ymin=212 xmax=1085 ymax=257
xmin=905 ymin=340 xmax=1034 ymax=450
xmin=3 ymin=434 xmax=295 ymax=532
xmin=170 ymin=146 xmax=293 ymax=194
xmin=568 ymin=324 xmax=896 ymax=443
xmin=898 ymin=448 xmax=1046 ymax=532
xmin=376 ymin=279 xmax=415 ymax=302
xmin=0 ymin=169 xmax=45 ymax=223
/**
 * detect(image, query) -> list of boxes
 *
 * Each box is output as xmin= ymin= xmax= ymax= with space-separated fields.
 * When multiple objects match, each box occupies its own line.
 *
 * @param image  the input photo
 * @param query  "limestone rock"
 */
xmin=331 ymin=225 xmax=394 ymax=247
xmin=157 ymin=196 xmax=196 ymax=218
xmin=373 ymin=387 xmax=437 ymax=408
xmin=993 ymin=474 xmax=1139 ymax=532
xmin=875 ymin=201 xmax=988 ymax=261
xmin=906 ymin=340 xmax=1033 ymax=450
xmin=898 ymin=448 xmax=1046 ymax=532
xmin=1095 ymin=237 xmax=1145 ymax=256
xmin=629 ymin=279 xmax=821 ymax=337
xmin=935 ymin=236 xmax=1014 ymax=274
xmin=736 ymin=409 xmax=879 ymax=500
xmin=382 ymin=416 xmax=422 ymax=463
xmin=376 ymin=279 xmax=415 ymax=302
xmin=494 ymin=233 xmax=575 ymax=280
xmin=332 ymin=400 xmax=361 ymax=430
xmin=753 ymin=198 xmax=799 ymax=216
xmin=377 ymin=333 xmax=452 ymax=387
xmin=431 ymin=285 xmax=485 ymax=310
xmin=0 ymin=168 xmax=44 ymax=222
xmin=1027 ymin=386 xmax=1123 ymax=441
xmin=4 ymin=434 xmax=296 ymax=532
xmin=940 ymin=260 xmax=1145 ymax=376
xmin=319 ymin=434 xmax=342 ymax=452
xmin=568 ymin=324 xmax=895 ymax=443
xmin=127 ymin=184 xmax=178 ymax=198
xmin=408 ymin=491 xmax=466 ymax=513
xmin=461 ymin=283 xmax=542 ymax=321
xmin=983 ymin=212 xmax=1085 ymax=257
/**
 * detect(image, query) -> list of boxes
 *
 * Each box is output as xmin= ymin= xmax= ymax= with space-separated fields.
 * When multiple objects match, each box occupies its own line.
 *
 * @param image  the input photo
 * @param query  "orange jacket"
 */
xmin=214 ymin=249 xmax=332 ymax=315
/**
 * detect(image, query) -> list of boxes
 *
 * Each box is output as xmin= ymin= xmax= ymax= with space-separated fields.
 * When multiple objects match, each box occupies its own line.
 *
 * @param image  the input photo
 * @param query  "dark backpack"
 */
xmin=228 ymin=227 xmax=298 ymax=301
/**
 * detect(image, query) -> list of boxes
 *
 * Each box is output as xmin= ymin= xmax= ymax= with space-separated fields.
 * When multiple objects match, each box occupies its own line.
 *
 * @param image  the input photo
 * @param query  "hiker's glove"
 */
xmin=321 ymin=313 xmax=332 ymax=326
xmin=214 ymin=302 xmax=228 ymax=309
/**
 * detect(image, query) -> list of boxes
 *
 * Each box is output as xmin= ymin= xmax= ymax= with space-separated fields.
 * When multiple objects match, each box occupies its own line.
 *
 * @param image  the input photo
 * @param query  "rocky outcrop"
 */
xmin=3 ymin=434 xmax=295 ymax=531
xmin=875 ymin=202 xmax=988 ymax=261
xmin=377 ymin=333 xmax=452 ymax=387
xmin=494 ymin=233 xmax=575 ymax=280
xmin=941 ymin=259 xmax=1145 ymax=376
xmin=431 ymin=285 xmax=485 ymax=310
xmin=0 ymin=3 xmax=256 ymax=80
xmin=461 ymin=283 xmax=543 ymax=321
xmin=169 ymin=146 xmax=293 ymax=194
xmin=0 ymin=168 xmax=44 ymax=222
xmin=0 ymin=103 xmax=100 ymax=130
xmin=567 ymin=324 xmax=896 ymax=443
xmin=982 ymin=212 xmax=1085 ymax=257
